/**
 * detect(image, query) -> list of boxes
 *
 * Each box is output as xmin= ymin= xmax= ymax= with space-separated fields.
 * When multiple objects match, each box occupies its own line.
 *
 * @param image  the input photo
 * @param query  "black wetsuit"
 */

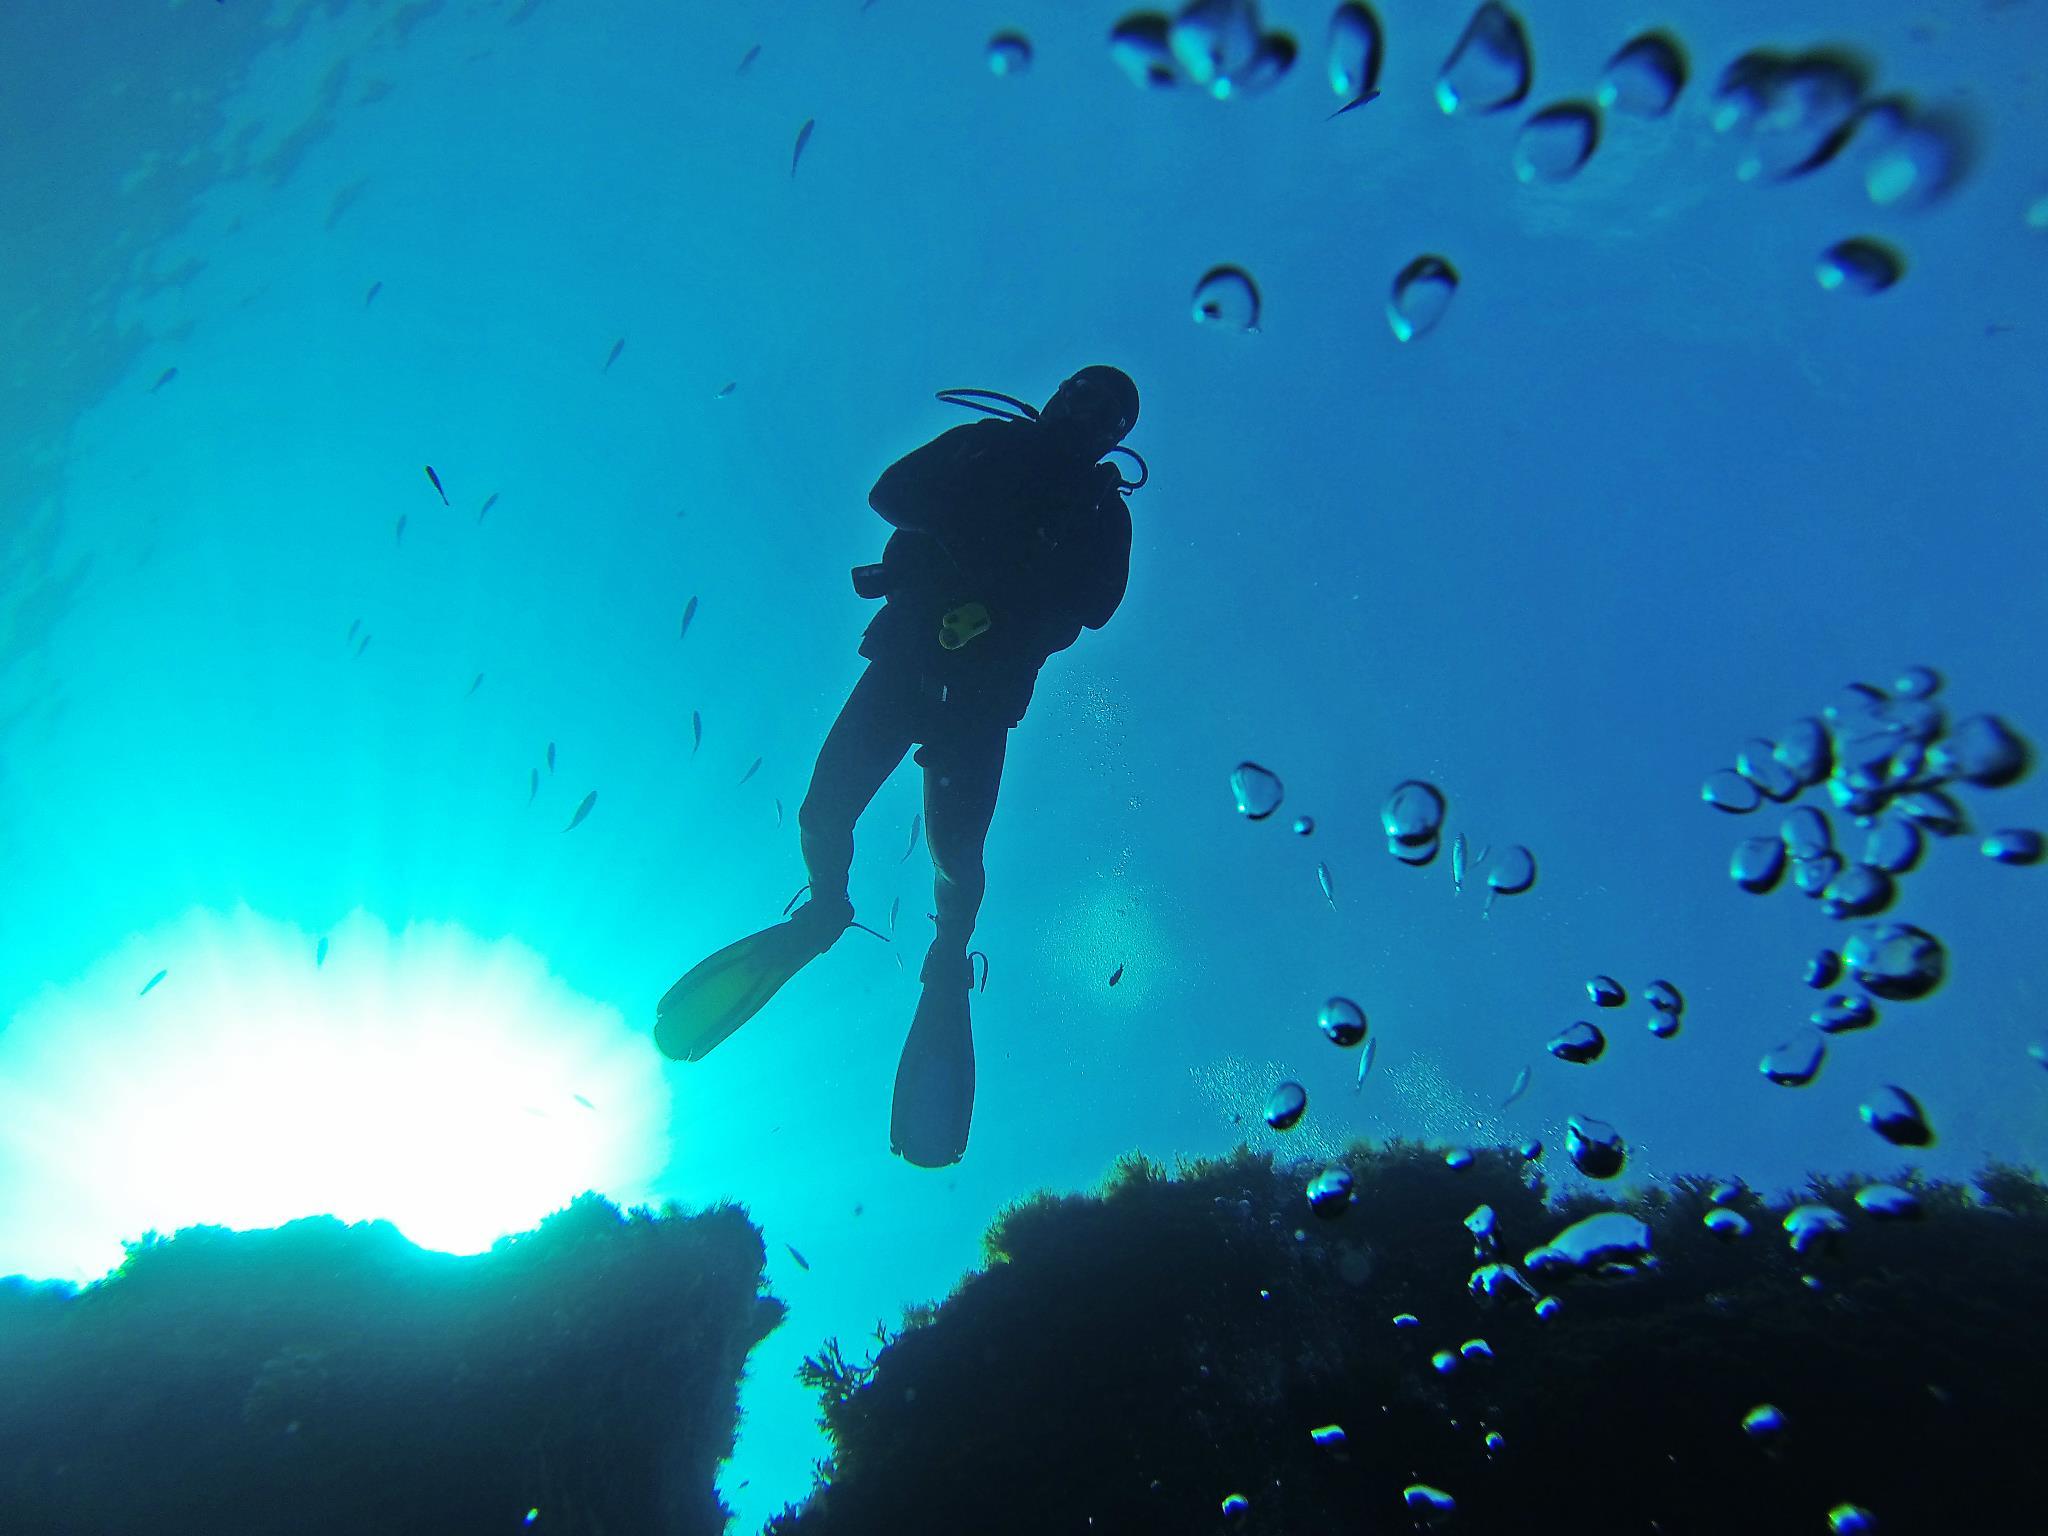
xmin=797 ymin=415 xmax=1133 ymax=954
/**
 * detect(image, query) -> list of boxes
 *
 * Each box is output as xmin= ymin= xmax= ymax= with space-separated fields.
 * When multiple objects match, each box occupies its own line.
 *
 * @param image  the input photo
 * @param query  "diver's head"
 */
xmin=1040 ymin=365 xmax=1139 ymax=458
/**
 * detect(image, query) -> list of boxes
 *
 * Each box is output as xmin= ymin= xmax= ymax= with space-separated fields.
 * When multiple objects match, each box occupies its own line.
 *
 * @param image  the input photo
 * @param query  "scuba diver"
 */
xmin=654 ymin=365 xmax=1143 ymax=1167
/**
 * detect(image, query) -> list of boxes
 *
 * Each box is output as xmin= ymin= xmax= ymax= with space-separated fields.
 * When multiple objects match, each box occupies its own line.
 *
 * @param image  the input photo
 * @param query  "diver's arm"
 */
xmin=868 ymin=421 xmax=1007 ymax=535
xmin=1076 ymin=490 xmax=1133 ymax=631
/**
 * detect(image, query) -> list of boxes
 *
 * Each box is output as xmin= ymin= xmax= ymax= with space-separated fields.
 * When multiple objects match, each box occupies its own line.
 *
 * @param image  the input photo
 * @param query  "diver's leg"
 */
xmin=919 ymin=721 xmax=1009 ymax=978
xmin=798 ymin=661 xmax=917 ymax=911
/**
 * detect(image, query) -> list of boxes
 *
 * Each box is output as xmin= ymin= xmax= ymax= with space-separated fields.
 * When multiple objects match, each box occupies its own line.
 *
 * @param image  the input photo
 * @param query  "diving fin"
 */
xmin=890 ymin=979 xmax=976 ymax=1167
xmin=654 ymin=901 xmax=849 ymax=1062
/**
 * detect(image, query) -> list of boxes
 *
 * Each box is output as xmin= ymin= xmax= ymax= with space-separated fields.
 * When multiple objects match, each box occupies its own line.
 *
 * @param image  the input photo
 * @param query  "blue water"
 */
xmin=2 ymin=1 xmax=2044 ymax=1528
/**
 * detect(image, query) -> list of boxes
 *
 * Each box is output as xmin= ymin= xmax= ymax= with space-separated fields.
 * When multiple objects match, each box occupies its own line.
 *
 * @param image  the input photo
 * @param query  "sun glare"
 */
xmin=0 ymin=906 xmax=672 ymax=1282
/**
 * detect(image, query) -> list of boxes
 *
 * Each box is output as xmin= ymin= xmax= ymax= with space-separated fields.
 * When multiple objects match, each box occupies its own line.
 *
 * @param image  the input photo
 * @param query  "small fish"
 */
xmin=150 ymin=367 xmax=178 ymax=393
xmin=465 ymin=672 xmax=484 ymax=698
xmin=479 ymin=491 xmax=498 ymax=522
xmin=715 ymin=381 xmax=736 ymax=398
xmin=691 ymin=711 xmax=702 ymax=755
xmin=395 ymin=514 xmax=408 ymax=544
xmin=1501 ymin=1065 xmax=1530 ymax=1107
xmin=1451 ymin=833 xmax=1467 ymax=896
xmin=355 ymin=634 xmax=372 ymax=658
xmin=573 ymin=1093 xmax=595 ymax=1110
xmin=364 ymin=281 xmax=382 ymax=306
xmin=346 ymin=617 xmax=360 ymax=643
xmin=603 ymin=337 xmax=625 ymax=372
xmin=791 ymin=118 xmax=815 ymax=177
xmin=1109 ymin=964 xmax=1124 ymax=987
xmin=901 ymin=813 xmax=921 ymax=862
xmin=528 ymin=768 xmax=539 ymax=804
xmin=564 ymin=791 xmax=597 ymax=832
xmin=784 ymin=1243 xmax=810 ymax=1271
xmin=140 ymin=969 xmax=168 ymax=997
xmin=547 ymin=741 xmax=556 ymax=773
xmin=1317 ymin=861 xmax=1335 ymax=910
xmin=424 ymin=465 xmax=449 ymax=505
xmin=1355 ymin=1035 xmax=1377 ymax=1089
xmin=774 ymin=797 xmax=784 ymax=828
xmin=737 ymin=43 xmax=761 ymax=73
xmin=1328 ymin=89 xmax=1382 ymax=118
xmin=738 ymin=756 xmax=762 ymax=787
xmin=679 ymin=595 xmax=698 ymax=640
xmin=315 ymin=936 xmax=329 ymax=967
xmin=889 ymin=895 xmax=899 ymax=932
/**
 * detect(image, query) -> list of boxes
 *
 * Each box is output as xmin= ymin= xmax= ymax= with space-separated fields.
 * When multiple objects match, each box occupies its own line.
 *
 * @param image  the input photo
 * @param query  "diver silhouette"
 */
xmin=654 ymin=365 xmax=1142 ymax=1167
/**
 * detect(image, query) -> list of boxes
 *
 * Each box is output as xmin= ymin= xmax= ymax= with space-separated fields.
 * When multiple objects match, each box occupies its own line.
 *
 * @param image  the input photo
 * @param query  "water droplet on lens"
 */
xmin=1812 ymin=993 xmax=1877 ymax=1033
xmin=1741 ymin=1403 xmax=1788 ymax=1442
xmin=1381 ymin=779 xmax=1446 ymax=843
xmin=1732 ymin=836 xmax=1786 ymax=892
xmin=1714 ymin=51 xmax=1864 ymax=182
xmin=1827 ymin=1503 xmax=1878 ymax=1536
xmin=1854 ymin=1182 xmax=1922 ymax=1220
xmin=1403 ymin=1483 xmax=1457 ymax=1521
xmin=1783 ymin=1202 xmax=1848 ymax=1254
xmin=1525 ymin=1210 xmax=1653 ymax=1274
xmin=1435 ymin=2 xmax=1531 ymax=115
xmin=1860 ymin=1084 xmax=1932 ymax=1146
xmin=1485 ymin=846 xmax=1536 ymax=897
xmin=1387 ymin=256 xmax=1460 ymax=341
xmin=1514 ymin=102 xmax=1600 ymax=182
xmin=1646 ymin=1012 xmax=1679 ymax=1039
xmin=1928 ymin=714 xmax=2030 ymax=787
xmin=1565 ymin=1114 xmax=1625 ymax=1178
xmin=1599 ymin=32 xmax=1685 ymax=116
xmin=1793 ymin=852 xmax=1842 ymax=897
xmin=1110 ymin=14 xmax=1178 ymax=89
xmin=1805 ymin=949 xmax=1842 ymax=988
xmin=1308 ymin=1164 xmax=1355 ymax=1214
xmin=1843 ymin=921 xmax=1945 ymax=1000
xmin=1983 ymin=829 xmax=2043 ymax=865
xmin=1817 ymin=237 xmax=1905 ymax=294
xmin=1781 ymin=806 xmax=1834 ymax=861
xmin=1548 ymin=1021 xmax=1606 ymax=1064
xmin=1760 ymin=1027 xmax=1826 ymax=1086
xmin=1319 ymin=997 xmax=1368 ymax=1047
xmin=1861 ymin=818 xmax=1921 ymax=874
xmin=1702 ymin=769 xmax=1761 ymax=813
xmin=1859 ymin=101 xmax=1967 ymax=209
xmin=1645 ymin=979 xmax=1683 ymax=1014
xmin=1464 ymin=1203 xmax=1498 ymax=1245
xmin=1736 ymin=739 xmax=1802 ymax=801
xmin=1704 ymin=1208 xmax=1751 ymax=1240
xmin=987 ymin=31 xmax=1032 ymax=75
xmin=1820 ymin=863 xmax=1891 ymax=919
xmin=1264 ymin=1080 xmax=1308 ymax=1129
xmin=1326 ymin=1 xmax=1383 ymax=100
xmin=1169 ymin=0 xmax=1262 ymax=87
xmin=1445 ymin=1147 xmax=1475 ymax=1170
xmin=1231 ymin=761 xmax=1284 ymax=818
xmin=1587 ymin=975 xmax=1624 ymax=1007
xmin=1194 ymin=266 xmax=1262 ymax=332
xmin=1775 ymin=718 xmax=1832 ymax=784
xmin=1892 ymin=788 xmax=1964 ymax=835
xmin=1293 ymin=815 xmax=1315 ymax=835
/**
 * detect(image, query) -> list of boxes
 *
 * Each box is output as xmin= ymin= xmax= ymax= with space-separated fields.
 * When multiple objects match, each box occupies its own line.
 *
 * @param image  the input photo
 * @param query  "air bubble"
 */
xmin=1435 ymin=2 xmax=1531 ymax=115
xmin=1760 ymin=1028 xmax=1826 ymax=1086
xmin=1860 ymin=1084 xmax=1932 ymax=1146
xmin=1388 ymin=256 xmax=1460 ymax=342
xmin=1817 ymin=237 xmax=1905 ymax=294
xmin=1514 ymin=103 xmax=1600 ymax=182
xmin=1265 ymin=1080 xmax=1308 ymax=1130
xmin=1565 ymin=1114 xmax=1625 ymax=1178
xmin=1598 ymin=32 xmax=1685 ymax=117
xmin=1732 ymin=836 xmax=1785 ymax=892
xmin=1983 ymin=829 xmax=2043 ymax=865
xmin=1194 ymin=266 xmax=1263 ymax=332
xmin=1230 ymin=761 xmax=1284 ymax=819
xmin=1702 ymin=770 xmax=1762 ymax=813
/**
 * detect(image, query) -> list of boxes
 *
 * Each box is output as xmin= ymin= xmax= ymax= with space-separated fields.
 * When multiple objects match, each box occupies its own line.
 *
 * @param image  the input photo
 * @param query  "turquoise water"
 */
xmin=2 ymin=1 xmax=2044 ymax=1528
